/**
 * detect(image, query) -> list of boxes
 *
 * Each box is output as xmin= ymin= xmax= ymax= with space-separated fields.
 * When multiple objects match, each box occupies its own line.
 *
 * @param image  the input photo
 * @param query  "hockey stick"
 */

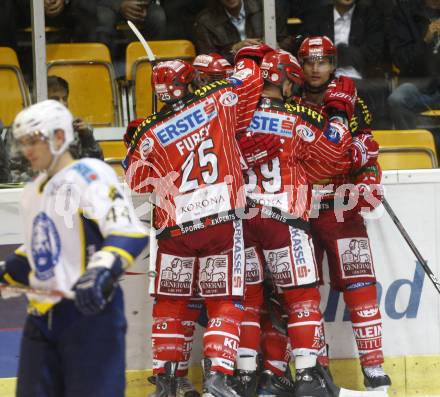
xmin=0 ymin=283 xmax=75 ymax=300
xmin=126 ymin=20 xmax=159 ymax=295
xmin=127 ymin=20 xmax=158 ymax=113
xmin=382 ymin=196 xmax=440 ymax=294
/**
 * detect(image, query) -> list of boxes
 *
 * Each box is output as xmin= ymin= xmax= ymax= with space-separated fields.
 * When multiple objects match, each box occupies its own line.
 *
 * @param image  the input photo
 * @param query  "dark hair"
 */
xmin=47 ymin=75 xmax=69 ymax=94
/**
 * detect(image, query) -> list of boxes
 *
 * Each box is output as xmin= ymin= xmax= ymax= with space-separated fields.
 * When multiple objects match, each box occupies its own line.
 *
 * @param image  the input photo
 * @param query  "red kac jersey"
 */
xmin=125 ymin=59 xmax=263 ymax=236
xmin=244 ymin=98 xmax=352 ymax=221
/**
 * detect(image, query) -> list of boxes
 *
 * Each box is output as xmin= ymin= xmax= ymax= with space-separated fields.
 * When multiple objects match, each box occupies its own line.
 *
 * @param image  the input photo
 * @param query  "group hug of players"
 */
xmin=0 ymin=35 xmax=389 ymax=397
xmin=124 ymin=35 xmax=390 ymax=397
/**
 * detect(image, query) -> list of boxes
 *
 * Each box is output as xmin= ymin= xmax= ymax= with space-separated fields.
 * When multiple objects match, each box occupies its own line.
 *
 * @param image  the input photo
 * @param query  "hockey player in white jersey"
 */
xmin=0 ymin=100 xmax=149 ymax=397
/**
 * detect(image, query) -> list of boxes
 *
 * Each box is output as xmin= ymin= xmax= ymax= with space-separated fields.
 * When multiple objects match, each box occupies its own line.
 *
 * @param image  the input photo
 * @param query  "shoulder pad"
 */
xmin=128 ymin=111 xmax=171 ymax=153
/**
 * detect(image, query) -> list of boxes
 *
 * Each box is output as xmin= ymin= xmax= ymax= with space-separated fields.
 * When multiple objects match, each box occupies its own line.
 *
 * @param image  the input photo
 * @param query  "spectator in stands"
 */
xmin=387 ymin=0 xmax=440 ymax=129
xmin=96 ymin=0 xmax=166 ymax=66
xmin=194 ymin=0 xmax=290 ymax=63
xmin=46 ymin=0 xmax=97 ymax=42
xmin=161 ymin=0 xmax=208 ymax=41
xmin=16 ymin=0 xmax=97 ymax=43
xmin=0 ymin=0 xmax=18 ymax=48
xmin=297 ymin=0 xmax=391 ymax=128
xmin=7 ymin=75 xmax=103 ymax=182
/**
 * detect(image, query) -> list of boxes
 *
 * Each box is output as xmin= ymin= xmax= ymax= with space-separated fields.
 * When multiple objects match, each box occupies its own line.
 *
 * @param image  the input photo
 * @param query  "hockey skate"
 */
xmin=257 ymin=369 xmax=295 ymax=397
xmin=232 ymin=369 xmax=258 ymax=397
xmin=294 ymin=364 xmax=332 ymax=397
xmin=362 ymin=366 xmax=391 ymax=391
xmin=148 ymin=372 xmax=200 ymax=397
xmin=201 ymin=359 xmax=241 ymax=397
xmin=149 ymin=362 xmax=179 ymax=397
xmin=296 ymin=362 xmax=390 ymax=397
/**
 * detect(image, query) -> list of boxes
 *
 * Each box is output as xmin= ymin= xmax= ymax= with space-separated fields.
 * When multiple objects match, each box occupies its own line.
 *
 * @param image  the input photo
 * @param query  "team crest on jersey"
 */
xmin=152 ymin=98 xmax=217 ymax=146
xmin=199 ymin=255 xmax=228 ymax=296
xmin=245 ymin=247 xmax=262 ymax=284
xmin=338 ymin=238 xmax=375 ymax=279
xmin=248 ymin=111 xmax=296 ymax=137
xmin=296 ymin=124 xmax=315 ymax=142
xmin=264 ymin=248 xmax=294 ymax=286
xmin=31 ymin=212 xmax=61 ymax=281
xmin=140 ymin=137 xmax=154 ymax=160
xmin=324 ymin=124 xmax=343 ymax=144
xmin=158 ymin=254 xmax=195 ymax=296
xmin=219 ymin=91 xmax=238 ymax=107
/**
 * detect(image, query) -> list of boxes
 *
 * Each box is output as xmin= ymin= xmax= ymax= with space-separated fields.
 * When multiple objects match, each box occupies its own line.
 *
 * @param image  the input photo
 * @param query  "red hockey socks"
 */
xmin=283 ymin=287 xmax=324 ymax=368
xmin=204 ymin=299 xmax=244 ymax=375
xmin=152 ymin=299 xmax=191 ymax=374
xmin=344 ymin=284 xmax=384 ymax=367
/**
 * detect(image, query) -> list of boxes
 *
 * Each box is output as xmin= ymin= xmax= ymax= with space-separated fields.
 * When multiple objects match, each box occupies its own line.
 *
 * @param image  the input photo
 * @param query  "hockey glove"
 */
xmin=350 ymin=134 xmax=379 ymax=170
xmin=0 ymin=261 xmax=21 ymax=299
xmin=323 ymin=76 xmax=357 ymax=121
xmin=237 ymin=132 xmax=283 ymax=168
xmin=353 ymin=163 xmax=383 ymax=212
xmin=74 ymin=251 xmax=124 ymax=316
xmin=234 ymin=43 xmax=274 ymax=65
xmin=0 ymin=254 xmax=32 ymax=299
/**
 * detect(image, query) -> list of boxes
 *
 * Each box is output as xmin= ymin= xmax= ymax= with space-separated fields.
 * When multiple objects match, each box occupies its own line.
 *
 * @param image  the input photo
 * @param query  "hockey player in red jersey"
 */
xmin=235 ymin=49 xmax=362 ymax=397
xmin=124 ymin=58 xmax=279 ymax=397
xmin=296 ymin=36 xmax=391 ymax=391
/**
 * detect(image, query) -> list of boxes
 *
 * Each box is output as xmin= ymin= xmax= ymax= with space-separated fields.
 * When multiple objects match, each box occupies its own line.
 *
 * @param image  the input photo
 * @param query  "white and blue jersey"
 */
xmin=14 ymin=158 xmax=148 ymax=314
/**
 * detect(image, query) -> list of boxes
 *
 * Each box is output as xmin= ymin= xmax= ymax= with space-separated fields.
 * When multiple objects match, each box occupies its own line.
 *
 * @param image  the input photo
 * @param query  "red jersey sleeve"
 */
xmin=228 ymin=59 xmax=263 ymax=133
xmin=300 ymin=120 xmax=353 ymax=183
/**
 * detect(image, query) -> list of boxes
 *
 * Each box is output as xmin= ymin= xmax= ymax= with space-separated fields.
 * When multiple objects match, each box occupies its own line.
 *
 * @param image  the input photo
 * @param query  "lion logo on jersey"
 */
xmin=31 ymin=212 xmax=61 ymax=281
xmin=201 ymin=257 xmax=227 ymax=282
xmin=161 ymin=258 xmax=192 ymax=282
xmin=339 ymin=238 xmax=374 ymax=278
xmin=266 ymin=249 xmax=294 ymax=286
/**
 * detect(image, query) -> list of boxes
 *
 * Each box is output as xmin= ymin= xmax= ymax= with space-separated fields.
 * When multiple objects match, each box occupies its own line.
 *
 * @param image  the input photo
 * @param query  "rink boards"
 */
xmin=0 ymin=169 xmax=439 ymax=396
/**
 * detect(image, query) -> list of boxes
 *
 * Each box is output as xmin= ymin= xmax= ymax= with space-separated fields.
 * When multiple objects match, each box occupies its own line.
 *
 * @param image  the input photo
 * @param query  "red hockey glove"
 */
xmin=123 ymin=118 xmax=143 ymax=148
xmin=353 ymin=163 xmax=383 ymax=212
xmin=349 ymin=134 xmax=379 ymax=170
xmin=234 ymin=43 xmax=274 ymax=65
xmin=237 ymin=132 xmax=283 ymax=167
xmin=323 ymin=76 xmax=357 ymax=121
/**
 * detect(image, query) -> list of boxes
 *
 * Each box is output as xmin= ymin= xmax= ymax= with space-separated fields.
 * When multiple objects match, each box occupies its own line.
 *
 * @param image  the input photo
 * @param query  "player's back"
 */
xmin=127 ymin=80 xmax=248 ymax=232
xmin=244 ymin=98 xmax=351 ymax=220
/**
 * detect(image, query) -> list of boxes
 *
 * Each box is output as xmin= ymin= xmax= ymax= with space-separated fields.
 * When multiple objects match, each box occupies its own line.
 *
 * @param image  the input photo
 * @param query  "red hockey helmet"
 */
xmin=152 ymin=59 xmax=196 ymax=103
xmin=260 ymin=50 xmax=304 ymax=87
xmin=192 ymin=53 xmax=233 ymax=80
xmin=297 ymin=36 xmax=336 ymax=64
xmin=234 ymin=43 xmax=274 ymax=65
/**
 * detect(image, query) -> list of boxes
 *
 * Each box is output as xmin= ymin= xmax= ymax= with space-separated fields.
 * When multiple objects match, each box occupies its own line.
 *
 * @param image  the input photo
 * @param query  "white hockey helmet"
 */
xmin=13 ymin=99 xmax=74 ymax=156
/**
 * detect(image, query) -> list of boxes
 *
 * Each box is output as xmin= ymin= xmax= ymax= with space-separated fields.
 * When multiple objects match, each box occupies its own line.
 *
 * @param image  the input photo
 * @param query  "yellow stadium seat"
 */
xmin=0 ymin=47 xmax=31 ymax=127
xmin=125 ymin=40 xmax=196 ymax=118
xmin=126 ymin=40 xmax=196 ymax=80
xmin=46 ymin=43 xmax=121 ymax=127
xmin=99 ymin=140 xmax=127 ymax=177
xmin=47 ymin=43 xmax=111 ymax=62
xmin=0 ymin=47 xmax=20 ymax=67
xmin=374 ymin=129 xmax=438 ymax=170
xmin=420 ymin=109 xmax=440 ymax=117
